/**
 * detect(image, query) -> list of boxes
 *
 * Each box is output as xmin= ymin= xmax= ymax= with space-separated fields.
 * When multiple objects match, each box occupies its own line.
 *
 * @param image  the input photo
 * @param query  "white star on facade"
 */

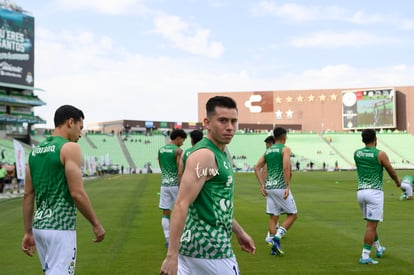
xmin=286 ymin=109 xmax=293 ymax=119
xmin=275 ymin=110 xmax=283 ymax=119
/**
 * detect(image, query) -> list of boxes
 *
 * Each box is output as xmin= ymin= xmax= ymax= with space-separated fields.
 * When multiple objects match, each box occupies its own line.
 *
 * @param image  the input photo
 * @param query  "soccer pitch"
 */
xmin=1 ymin=171 xmax=413 ymax=274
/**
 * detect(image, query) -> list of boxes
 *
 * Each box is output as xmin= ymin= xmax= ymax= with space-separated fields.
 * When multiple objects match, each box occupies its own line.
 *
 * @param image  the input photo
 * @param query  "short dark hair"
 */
xmin=206 ymin=96 xmax=237 ymax=117
xmin=273 ymin=127 xmax=287 ymax=139
xmin=190 ymin=129 xmax=204 ymax=144
xmin=361 ymin=129 xmax=376 ymax=144
xmin=264 ymin=136 xmax=274 ymax=144
xmin=54 ymin=105 xmax=84 ymax=127
xmin=170 ymin=129 xmax=187 ymax=140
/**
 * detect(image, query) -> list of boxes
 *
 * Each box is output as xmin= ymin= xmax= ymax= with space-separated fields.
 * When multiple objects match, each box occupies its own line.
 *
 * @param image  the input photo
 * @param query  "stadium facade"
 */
xmin=198 ymin=86 xmax=414 ymax=135
xmin=0 ymin=3 xmax=45 ymax=144
xmin=88 ymin=119 xmax=203 ymax=136
xmin=89 ymin=86 xmax=413 ymax=136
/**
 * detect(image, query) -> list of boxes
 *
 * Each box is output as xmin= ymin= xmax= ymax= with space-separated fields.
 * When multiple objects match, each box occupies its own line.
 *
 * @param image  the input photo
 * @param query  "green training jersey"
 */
xmin=354 ymin=146 xmax=383 ymax=191
xmin=179 ymin=137 xmax=235 ymax=259
xmin=264 ymin=143 xmax=287 ymax=189
xmin=158 ymin=143 xmax=180 ymax=187
xmin=183 ymin=147 xmax=193 ymax=165
xmin=29 ymin=136 xmax=76 ymax=230
xmin=402 ymin=175 xmax=414 ymax=187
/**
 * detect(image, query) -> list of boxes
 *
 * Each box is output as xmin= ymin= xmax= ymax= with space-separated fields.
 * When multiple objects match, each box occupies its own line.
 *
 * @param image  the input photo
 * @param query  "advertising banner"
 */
xmin=13 ymin=139 xmax=26 ymax=180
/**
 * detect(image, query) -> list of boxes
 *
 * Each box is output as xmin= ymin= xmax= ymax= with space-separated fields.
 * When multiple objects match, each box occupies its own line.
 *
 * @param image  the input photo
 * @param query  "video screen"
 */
xmin=342 ymin=88 xmax=396 ymax=130
xmin=0 ymin=8 xmax=35 ymax=86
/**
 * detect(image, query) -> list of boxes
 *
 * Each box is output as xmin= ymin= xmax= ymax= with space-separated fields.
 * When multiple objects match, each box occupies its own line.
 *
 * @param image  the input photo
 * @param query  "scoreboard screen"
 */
xmin=342 ymin=88 xmax=396 ymax=130
xmin=0 ymin=7 xmax=35 ymax=87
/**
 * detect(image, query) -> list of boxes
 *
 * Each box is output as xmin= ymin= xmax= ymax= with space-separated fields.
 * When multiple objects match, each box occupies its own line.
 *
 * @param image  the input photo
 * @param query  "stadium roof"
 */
xmin=0 ymin=114 xmax=45 ymax=124
xmin=0 ymin=82 xmax=44 ymax=91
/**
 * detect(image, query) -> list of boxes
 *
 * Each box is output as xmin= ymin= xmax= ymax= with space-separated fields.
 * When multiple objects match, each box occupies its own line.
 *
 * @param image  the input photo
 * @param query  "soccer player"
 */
xmin=253 ymin=127 xmax=297 ymax=256
xmin=400 ymin=175 xmax=414 ymax=200
xmin=158 ymin=129 xmax=187 ymax=248
xmin=160 ymin=96 xmax=255 ymax=275
xmin=354 ymin=129 xmax=400 ymax=264
xmin=21 ymin=105 xmax=105 ymax=274
xmin=264 ymin=135 xmax=275 ymax=148
xmin=261 ymin=135 xmax=279 ymax=242
xmin=262 ymin=135 xmax=275 ymax=179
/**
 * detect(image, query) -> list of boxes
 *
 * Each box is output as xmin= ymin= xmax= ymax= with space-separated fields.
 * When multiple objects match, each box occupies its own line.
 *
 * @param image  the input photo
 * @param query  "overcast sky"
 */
xmin=12 ymin=0 xmax=414 ymax=128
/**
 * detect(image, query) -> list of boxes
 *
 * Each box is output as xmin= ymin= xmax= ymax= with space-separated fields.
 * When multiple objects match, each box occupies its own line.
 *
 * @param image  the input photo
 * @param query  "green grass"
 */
xmin=1 ymin=171 xmax=413 ymax=274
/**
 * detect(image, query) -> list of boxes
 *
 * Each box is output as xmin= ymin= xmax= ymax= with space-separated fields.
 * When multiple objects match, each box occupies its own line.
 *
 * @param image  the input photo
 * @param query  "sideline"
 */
xmin=0 ymin=190 xmax=23 ymax=201
xmin=0 ymin=176 xmax=97 ymax=201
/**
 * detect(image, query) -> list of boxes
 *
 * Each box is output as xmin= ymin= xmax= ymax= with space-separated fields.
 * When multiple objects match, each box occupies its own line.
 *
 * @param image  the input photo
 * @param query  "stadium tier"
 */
xmin=2 ymin=131 xmax=413 ymax=173
xmin=77 ymin=133 xmax=129 ymax=174
xmin=288 ymin=133 xmax=346 ymax=170
xmin=376 ymin=132 xmax=414 ymax=168
xmin=0 ymin=137 xmax=32 ymax=167
xmin=121 ymin=133 xmax=171 ymax=172
xmin=226 ymin=132 xmax=351 ymax=171
xmin=323 ymin=132 xmax=414 ymax=169
xmin=226 ymin=133 xmax=269 ymax=171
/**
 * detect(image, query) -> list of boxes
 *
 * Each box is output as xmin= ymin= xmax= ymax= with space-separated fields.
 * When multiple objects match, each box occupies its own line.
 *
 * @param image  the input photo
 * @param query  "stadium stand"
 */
xmin=288 ymin=133 xmax=346 ymax=170
xmin=2 ymin=130 xmax=413 ymax=177
xmin=77 ymin=134 xmax=99 ymax=166
xmin=29 ymin=133 xmax=44 ymax=145
xmin=227 ymin=133 xmax=269 ymax=171
xmin=228 ymin=132 xmax=354 ymax=171
xmin=376 ymin=132 xmax=414 ymax=169
xmin=81 ymin=133 xmax=127 ymax=172
xmin=121 ymin=133 xmax=167 ymax=172
xmin=323 ymin=132 xmax=414 ymax=170
xmin=0 ymin=137 xmax=32 ymax=165
xmin=321 ymin=132 xmax=362 ymax=169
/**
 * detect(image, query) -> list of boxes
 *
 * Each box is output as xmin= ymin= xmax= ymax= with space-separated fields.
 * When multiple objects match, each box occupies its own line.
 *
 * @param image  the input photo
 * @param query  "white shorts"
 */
xmin=159 ymin=186 xmax=179 ymax=210
xmin=401 ymin=182 xmax=413 ymax=197
xmin=32 ymin=228 xmax=77 ymax=275
xmin=357 ymin=189 xmax=384 ymax=222
xmin=178 ymin=254 xmax=239 ymax=275
xmin=266 ymin=189 xmax=297 ymax=215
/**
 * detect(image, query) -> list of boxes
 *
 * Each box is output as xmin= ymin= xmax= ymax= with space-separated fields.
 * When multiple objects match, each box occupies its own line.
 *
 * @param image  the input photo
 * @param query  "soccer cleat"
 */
xmin=267 ymin=238 xmax=284 ymax=256
xmin=376 ymin=247 xmax=386 ymax=258
xmin=359 ymin=257 xmax=379 ymax=264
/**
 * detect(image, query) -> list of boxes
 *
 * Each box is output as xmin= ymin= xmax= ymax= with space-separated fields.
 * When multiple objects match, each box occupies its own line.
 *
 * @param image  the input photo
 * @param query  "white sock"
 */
xmin=161 ymin=217 xmax=170 ymax=242
xmin=275 ymin=226 xmax=287 ymax=240
xmin=361 ymin=248 xmax=371 ymax=259
xmin=265 ymin=233 xmax=274 ymax=243
xmin=373 ymin=240 xmax=382 ymax=251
